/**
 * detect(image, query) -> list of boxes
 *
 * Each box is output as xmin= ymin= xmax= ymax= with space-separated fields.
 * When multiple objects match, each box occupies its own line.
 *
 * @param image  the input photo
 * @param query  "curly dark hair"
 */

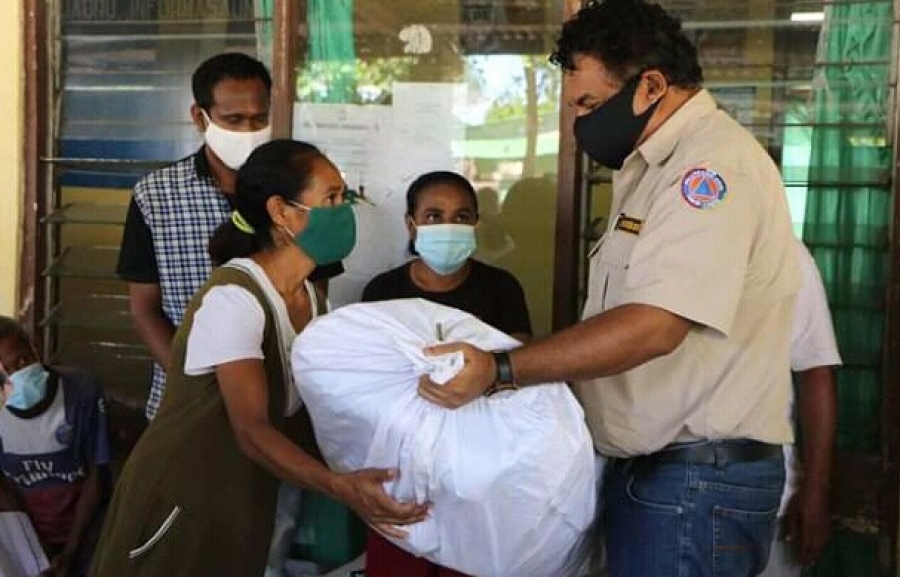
xmin=549 ymin=0 xmax=703 ymax=88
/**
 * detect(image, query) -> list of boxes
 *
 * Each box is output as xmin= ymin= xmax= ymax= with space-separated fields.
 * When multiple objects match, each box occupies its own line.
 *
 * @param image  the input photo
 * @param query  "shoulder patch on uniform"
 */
xmin=681 ymin=168 xmax=727 ymax=209
xmin=614 ymin=214 xmax=642 ymax=235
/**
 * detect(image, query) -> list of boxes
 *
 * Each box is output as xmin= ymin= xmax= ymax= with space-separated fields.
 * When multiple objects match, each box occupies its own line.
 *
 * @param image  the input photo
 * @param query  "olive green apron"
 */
xmin=90 ymin=266 xmax=321 ymax=577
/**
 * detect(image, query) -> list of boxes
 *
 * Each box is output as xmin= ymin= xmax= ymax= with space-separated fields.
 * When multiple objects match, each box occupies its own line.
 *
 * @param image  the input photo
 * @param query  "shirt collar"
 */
xmin=637 ymin=89 xmax=718 ymax=167
xmin=193 ymin=145 xmax=236 ymax=207
xmin=193 ymin=145 xmax=212 ymax=179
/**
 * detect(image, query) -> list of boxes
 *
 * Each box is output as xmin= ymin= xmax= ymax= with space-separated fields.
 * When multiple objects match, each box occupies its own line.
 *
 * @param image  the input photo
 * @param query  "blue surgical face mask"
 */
xmin=414 ymin=224 xmax=477 ymax=276
xmin=5 ymin=363 xmax=50 ymax=411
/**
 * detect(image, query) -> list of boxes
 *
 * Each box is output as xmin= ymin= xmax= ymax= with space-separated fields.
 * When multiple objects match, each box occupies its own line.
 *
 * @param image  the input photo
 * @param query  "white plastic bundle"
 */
xmin=291 ymin=298 xmax=598 ymax=577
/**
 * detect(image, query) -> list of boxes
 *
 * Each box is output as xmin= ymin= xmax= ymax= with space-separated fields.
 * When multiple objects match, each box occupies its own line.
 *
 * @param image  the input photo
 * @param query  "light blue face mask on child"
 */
xmin=414 ymin=224 xmax=477 ymax=276
xmin=5 ymin=363 xmax=50 ymax=410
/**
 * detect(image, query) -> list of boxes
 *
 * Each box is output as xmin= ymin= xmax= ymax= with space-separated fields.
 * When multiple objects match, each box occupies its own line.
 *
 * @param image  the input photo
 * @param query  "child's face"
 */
xmin=0 ymin=335 xmax=39 ymax=403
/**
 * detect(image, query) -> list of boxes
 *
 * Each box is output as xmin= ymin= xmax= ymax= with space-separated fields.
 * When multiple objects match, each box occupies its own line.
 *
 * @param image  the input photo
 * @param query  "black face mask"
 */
xmin=574 ymin=75 xmax=660 ymax=170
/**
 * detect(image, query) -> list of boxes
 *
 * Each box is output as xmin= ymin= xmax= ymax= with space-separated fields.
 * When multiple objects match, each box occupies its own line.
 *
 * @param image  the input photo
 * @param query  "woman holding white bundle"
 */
xmin=90 ymin=140 xmax=426 ymax=577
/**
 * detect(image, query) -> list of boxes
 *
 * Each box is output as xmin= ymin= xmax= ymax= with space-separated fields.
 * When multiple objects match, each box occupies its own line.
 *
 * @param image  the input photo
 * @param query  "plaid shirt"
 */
xmin=133 ymin=152 xmax=231 ymax=419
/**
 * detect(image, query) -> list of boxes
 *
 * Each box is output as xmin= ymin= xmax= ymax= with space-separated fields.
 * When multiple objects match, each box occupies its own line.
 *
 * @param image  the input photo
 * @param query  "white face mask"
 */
xmin=201 ymin=110 xmax=271 ymax=170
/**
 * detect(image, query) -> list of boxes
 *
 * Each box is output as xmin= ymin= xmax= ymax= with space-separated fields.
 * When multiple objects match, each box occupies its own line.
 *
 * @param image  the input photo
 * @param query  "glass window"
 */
xmin=293 ymin=0 xmax=563 ymax=337
xmin=49 ymin=0 xmax=271 ymax=405
xmin=60 ymin=0 xmax=267 ymax=187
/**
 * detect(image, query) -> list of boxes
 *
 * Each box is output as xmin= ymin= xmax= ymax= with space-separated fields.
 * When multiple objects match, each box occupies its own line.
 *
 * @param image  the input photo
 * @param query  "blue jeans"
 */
xmin=603 ymin=445 xmax=784 ymax=577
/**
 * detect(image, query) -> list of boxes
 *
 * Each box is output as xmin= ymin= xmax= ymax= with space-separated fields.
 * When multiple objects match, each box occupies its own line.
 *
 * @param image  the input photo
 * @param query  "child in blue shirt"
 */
xmin=0 ymin=316 xmax=110 ymax=576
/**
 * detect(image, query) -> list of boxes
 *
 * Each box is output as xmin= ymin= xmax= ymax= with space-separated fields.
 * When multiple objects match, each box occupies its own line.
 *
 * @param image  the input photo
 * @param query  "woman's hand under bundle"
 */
xmin=332 ymin=468 xmax=429 ymax=538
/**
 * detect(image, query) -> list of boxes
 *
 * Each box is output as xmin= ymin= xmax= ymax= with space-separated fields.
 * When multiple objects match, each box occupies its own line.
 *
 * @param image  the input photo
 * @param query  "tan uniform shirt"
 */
xmin=573 ymin=90 xmax=800 ymax=458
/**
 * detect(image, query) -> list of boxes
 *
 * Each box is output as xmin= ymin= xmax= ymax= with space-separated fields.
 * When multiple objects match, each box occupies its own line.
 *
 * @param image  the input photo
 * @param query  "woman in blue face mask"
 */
xmin=364 ymin=171 xmax=532 ymax=344
xmin=360 ymin=170 xmax=533 ymax=577
xmin=90 ymin=140 xmax=428 ymax=577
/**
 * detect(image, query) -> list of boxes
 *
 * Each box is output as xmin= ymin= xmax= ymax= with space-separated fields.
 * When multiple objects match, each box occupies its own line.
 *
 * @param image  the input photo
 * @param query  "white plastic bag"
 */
xmin=292 ymin=299 xmax=598 ymax=577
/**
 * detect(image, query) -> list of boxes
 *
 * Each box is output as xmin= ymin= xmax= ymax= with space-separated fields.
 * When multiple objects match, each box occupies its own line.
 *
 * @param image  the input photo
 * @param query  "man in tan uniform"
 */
xmin=419 ymin=1 xmax=799 ymax=575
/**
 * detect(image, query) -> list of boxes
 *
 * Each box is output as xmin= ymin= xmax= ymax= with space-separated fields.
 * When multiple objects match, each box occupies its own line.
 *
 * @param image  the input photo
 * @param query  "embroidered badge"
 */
xmin=681 ymin=168 xmax=727 ymax=209
xmin=614 ymin=214 xmax=643 ymax=235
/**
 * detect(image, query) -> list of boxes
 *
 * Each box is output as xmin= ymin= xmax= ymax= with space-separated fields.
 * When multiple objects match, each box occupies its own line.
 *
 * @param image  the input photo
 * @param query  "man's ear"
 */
xmin=190 ymin=104 xmax=208 ymax=133
xmin=637 ymin=70 xmax=669 ymax=113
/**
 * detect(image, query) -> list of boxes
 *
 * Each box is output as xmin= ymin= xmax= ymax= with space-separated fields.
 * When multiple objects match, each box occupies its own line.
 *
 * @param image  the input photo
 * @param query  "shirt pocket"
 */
xmin=597 ymin=230 xmax=639 ymax=310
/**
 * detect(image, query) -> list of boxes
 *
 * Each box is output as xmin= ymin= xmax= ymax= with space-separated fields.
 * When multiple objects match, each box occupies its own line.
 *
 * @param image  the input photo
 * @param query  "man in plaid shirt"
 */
xmin=116 ymin=53 xmax=340 ymax=420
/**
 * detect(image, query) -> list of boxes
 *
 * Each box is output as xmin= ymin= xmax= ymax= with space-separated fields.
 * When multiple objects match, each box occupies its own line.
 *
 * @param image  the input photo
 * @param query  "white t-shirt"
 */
xmin=184 ymin=258 xmax=319 ymax=416
xmin=780 ymin=239 xmax=842 ymax=515
xmin=185 ymin=283 xmax=267 ymax=372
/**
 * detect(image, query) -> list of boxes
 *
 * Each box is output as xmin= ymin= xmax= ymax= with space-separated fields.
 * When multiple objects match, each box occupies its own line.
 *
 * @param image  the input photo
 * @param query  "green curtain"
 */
xmin=305 ymin=0 xmax=357 ymax=103
xmin=802 ymin=1 xmax=893 ymax=575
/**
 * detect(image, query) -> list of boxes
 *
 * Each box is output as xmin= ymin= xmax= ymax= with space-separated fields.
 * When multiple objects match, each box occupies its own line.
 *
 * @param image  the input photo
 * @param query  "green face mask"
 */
xmin=288 ymin=201 xmax=357 ymax=265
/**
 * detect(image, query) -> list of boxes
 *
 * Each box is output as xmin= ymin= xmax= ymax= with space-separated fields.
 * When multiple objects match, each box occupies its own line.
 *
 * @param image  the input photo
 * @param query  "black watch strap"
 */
xmin=485 ymin=351 xmax=518 ymax=396
xmin=493 ymin=351 xmax=515 ymax=384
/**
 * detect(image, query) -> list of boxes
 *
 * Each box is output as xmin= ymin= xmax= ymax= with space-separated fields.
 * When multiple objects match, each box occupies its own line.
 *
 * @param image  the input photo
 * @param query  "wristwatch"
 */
xmin=485 ymin=350 xmax=518 ymax=396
